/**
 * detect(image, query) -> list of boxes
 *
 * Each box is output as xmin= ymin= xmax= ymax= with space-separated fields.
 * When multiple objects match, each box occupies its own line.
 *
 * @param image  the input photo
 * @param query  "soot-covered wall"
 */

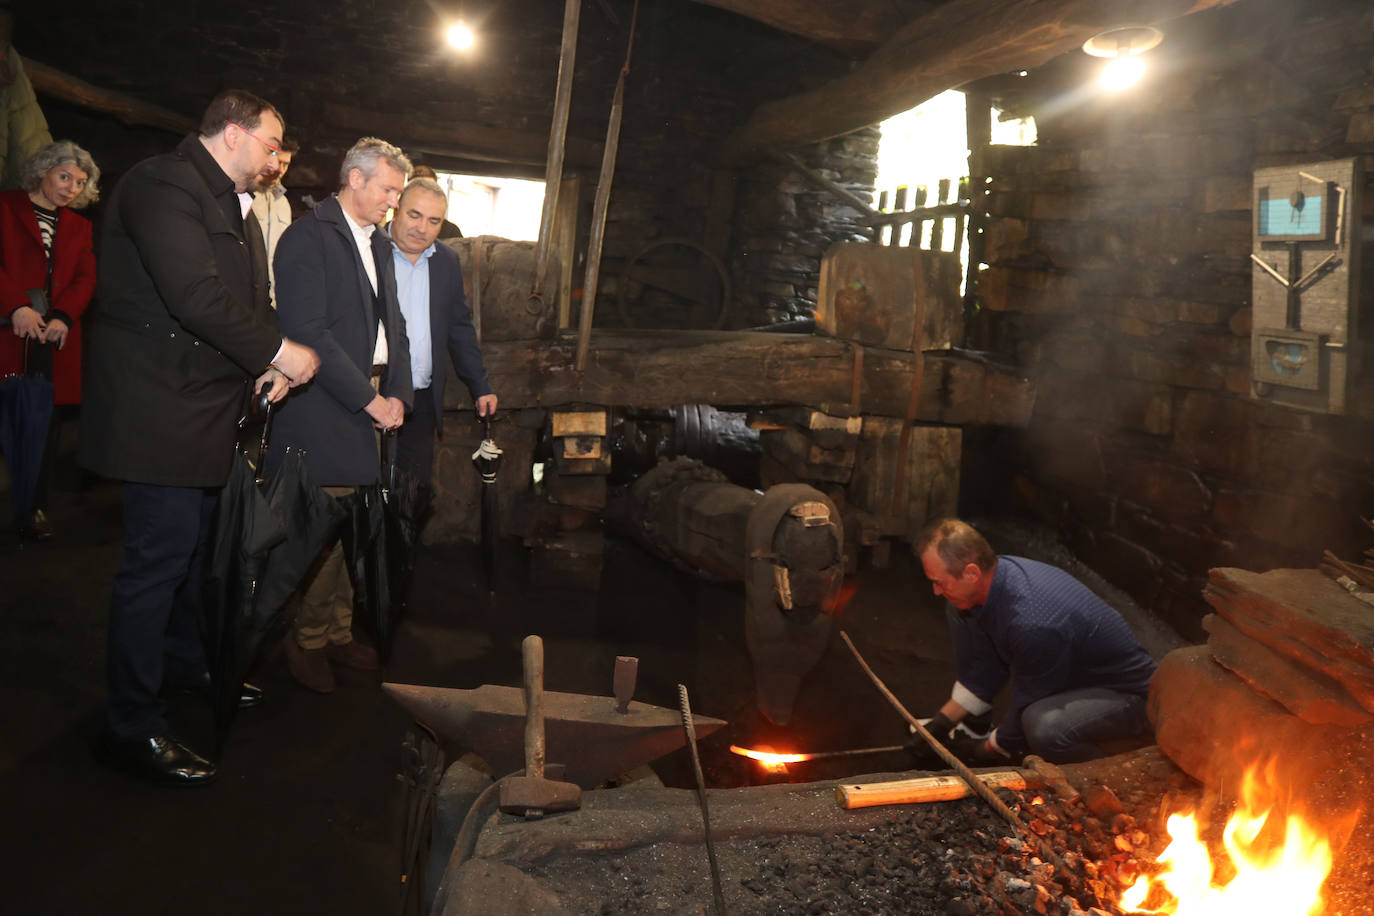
xmin=964 ymin=0 xmax=1374 ymax=640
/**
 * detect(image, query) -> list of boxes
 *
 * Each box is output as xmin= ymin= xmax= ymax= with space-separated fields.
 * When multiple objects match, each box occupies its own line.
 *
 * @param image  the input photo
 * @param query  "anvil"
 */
xmin=383 ymin=682 xmax=727 ymax=789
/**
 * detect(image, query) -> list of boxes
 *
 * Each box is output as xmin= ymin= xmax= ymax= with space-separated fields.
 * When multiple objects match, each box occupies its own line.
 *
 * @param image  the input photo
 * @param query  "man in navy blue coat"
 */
xmin=915 ymin=518 xmax=1157 ymax=764
xmin=269 ymin=137 xmax=413 ymax=693
xmin=384 ymin=177 xmax=496 ymax=495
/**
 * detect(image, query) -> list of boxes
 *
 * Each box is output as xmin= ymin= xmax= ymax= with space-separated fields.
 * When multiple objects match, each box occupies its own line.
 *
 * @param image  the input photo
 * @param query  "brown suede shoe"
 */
xmin=326 ymin=639 xmax=380 ymax=671
xmin=287 ymin=639 xmax=336 ymax=693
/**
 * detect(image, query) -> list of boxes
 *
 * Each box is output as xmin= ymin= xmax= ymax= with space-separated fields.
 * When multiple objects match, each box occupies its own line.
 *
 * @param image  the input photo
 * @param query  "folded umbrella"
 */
xmin=202 ymin=390 xmax=346 ymax=753
xmin=0 ymin=338 xmax=54 ymax=533
xmin=200 ymin=435 xmax=285 ymax=755
xmin=472 ymin=417 xmax=503 ymax=598
xmin=340 ymin=433 xmax=425 ymax=664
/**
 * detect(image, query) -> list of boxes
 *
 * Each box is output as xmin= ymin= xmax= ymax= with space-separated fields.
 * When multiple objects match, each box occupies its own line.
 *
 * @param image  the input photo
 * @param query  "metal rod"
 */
xmin=530 ymin=0 xmax=581 ymax=305
xmin=1295 ymin=252 xmax=1338 ymax=290
xmin=730 ymin=743 xmax=906 ymax=763
xmin=575 ymin=0 xmax=638 ymax=373
xmin=679 ymin=684 xmax=727 ymax=916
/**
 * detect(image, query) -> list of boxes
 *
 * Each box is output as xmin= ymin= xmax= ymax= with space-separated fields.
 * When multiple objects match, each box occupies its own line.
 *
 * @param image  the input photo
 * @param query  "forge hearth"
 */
xmin=431 ymin=748 xmax=1210 ymax=916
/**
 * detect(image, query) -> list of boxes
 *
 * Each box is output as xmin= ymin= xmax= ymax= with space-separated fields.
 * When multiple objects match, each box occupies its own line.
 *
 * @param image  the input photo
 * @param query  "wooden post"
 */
xmin=530 ymin=0 xmax=582 ymax=305
xmin=963 ymin=90 xmax=992 ymax=324
xmin=575 ymin=3 xmax=638 ymax=373
xmin=892 ymin=186 xmax=908 ymax=247
xmin=554 ymin=176 xmax=581 ymax=329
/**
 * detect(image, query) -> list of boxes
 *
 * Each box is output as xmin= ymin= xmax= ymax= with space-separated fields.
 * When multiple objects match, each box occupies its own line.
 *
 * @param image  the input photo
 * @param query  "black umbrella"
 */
xmin=200 ymin=432 xmax=285 ymax=754
xmin=340 ymin=433 xmax=426 ymax=663
xmin=0 ymin=337 xmax=54 ymax=534
xmin=202 ymin=391 xmax=346 ymax=753
xmin=472 ymin=417 xmax=503 ymax=597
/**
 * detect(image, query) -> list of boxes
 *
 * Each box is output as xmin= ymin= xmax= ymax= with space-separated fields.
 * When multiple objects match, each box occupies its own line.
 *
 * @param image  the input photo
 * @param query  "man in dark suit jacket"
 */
xmin=385 ymin=178 xmax=496 ymax=495
xmin=270 ymin=137 xmax=413 ymax=693
xmin=81 ymin=90 xmax=319 ymax=785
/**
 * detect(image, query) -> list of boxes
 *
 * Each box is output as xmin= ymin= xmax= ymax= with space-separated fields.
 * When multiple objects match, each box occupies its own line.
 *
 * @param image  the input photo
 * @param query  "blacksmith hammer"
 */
xmin=1022 ymin=754 xmax=1080 ymax=804
xmin=498 ymin=635 xmax=582 ymax=818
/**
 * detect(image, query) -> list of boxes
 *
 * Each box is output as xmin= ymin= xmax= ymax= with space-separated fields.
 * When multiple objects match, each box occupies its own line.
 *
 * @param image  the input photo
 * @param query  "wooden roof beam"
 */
xmin=720 ymin=0 xmax=1241 ymax=165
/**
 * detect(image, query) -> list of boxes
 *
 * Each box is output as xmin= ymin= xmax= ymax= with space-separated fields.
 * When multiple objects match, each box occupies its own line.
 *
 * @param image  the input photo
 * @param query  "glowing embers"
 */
xmin=1120 ymin=760 xmax=1357 ymax=915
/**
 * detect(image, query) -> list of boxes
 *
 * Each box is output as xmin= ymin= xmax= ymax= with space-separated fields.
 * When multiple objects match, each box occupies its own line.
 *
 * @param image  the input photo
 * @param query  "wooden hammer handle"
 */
xmin=837 ymin=770 xmax=1031 ymax=809
xmin=522 ymin=635 xmax=545 ymax=779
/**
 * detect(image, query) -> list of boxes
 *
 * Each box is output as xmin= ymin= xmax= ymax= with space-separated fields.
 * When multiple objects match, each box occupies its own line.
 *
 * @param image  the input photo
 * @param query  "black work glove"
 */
xmin=905 ymin=713 xmax=957 ymax=769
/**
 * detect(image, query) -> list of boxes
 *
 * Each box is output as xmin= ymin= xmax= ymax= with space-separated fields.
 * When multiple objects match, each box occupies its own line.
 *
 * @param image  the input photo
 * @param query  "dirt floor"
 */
xmin=2 ymin=443 xmax=1182 ymax=916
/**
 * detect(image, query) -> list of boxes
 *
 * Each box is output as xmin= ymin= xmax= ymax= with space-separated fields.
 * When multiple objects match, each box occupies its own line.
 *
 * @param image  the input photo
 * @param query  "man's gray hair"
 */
xmin=398 ymin=177 xmax=447 ymax=209
xmin=338 ymin=137 xmax=412 ymax=188
xmin=21 ymin=140 xmax=101 ymax=209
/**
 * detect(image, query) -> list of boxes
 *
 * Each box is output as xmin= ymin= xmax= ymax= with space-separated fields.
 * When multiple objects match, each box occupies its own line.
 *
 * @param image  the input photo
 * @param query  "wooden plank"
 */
xmin=761 ymin=428 xmax=855 ymax=483
xmin=552 ymin=410 xmax=608 ymax=437
xmin=719 ymin=0 xmax=1239 ymax=164
xmin=817 ymin=242 xmax=964 ymax=351
xmin=687 ymin=0 xmax=929 ymax=51
xmin=322 ymin=101 xmax=602 ymax=170
xmin=838 ymin=770 xmax=1030 ymax=810
xmin=26 ymin=57 xmax=195 ymax=134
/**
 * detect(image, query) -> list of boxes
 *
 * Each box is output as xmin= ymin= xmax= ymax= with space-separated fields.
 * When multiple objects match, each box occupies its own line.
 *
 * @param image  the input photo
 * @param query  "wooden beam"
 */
xmin=720 ymin=0 xmax=1241 ymax=164
xmin=453 ymin=329 xmax=1035 ymax=425
xmin=321 ymin=102 xmax=602 ymax=170
xmin=689 ymin=0 xmax=936 ymax=52
xmin=25 ymin=57 xmax=195 ymax=135
xmin=774 ymin=151 xmax=876 ymax=220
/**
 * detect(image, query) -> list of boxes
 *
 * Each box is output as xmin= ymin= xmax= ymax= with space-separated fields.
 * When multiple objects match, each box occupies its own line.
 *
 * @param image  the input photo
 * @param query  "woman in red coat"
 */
xmin=1 ymin=140 xmax=99 ymax=539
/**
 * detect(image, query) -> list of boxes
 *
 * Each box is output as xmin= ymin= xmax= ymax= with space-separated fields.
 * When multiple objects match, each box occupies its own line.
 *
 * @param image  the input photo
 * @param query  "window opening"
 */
xmin=430 ymin=171 xmax=545 ymax=241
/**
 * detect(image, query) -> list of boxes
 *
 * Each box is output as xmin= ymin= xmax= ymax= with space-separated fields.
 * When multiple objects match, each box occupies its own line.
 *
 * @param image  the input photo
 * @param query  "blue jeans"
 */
xmin=1021 ymin=687 xmax=1152 ymax=763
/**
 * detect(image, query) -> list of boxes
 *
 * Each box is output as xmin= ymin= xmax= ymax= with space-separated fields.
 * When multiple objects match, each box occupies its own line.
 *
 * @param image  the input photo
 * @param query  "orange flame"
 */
xmin=1120 ymin=760 xmax=1357 ymax=915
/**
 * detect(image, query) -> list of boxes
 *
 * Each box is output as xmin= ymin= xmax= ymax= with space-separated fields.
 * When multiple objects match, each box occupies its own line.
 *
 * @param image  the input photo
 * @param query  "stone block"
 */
xmin=1024 ymin=420 xmax=1104 ymax=489
xmin=545 ymin=473 xmax=607 ymax=511
xmin=1076 ymin=532 xmax=1163 ymax=607
xmin=1170 ymin=390 xmax=1255 ymax=476
xmin=1204 ymin=567 xmax=1374 ymax=714
xmin=1149 ymin=645 xmax=1374 ymax=816
xmin=982 ymin=217 xmax=1031 ymax=263
xmin=1204 ymin=613 xmax=1373 ymax=728
xmin=1104 ymin=450 xmax=1213 ymax=521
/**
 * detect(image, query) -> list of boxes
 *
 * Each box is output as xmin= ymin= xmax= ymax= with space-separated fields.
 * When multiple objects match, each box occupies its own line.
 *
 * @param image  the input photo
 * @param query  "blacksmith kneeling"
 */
xmin=915 ymin=518 xmax=1157 ymax=765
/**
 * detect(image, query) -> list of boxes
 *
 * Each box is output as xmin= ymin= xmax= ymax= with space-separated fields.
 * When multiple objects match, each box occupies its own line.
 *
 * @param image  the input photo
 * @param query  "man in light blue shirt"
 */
xmin=387 ymin=177 xmax=496 ymax=496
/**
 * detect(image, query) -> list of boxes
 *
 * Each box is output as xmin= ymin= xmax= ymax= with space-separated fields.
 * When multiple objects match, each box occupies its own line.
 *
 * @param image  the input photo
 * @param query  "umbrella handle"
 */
xmin=256 ymin=382 xmax=275 ymax=457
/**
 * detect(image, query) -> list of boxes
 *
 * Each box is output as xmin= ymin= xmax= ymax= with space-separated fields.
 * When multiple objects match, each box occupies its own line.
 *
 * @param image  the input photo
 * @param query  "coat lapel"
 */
xmin=319 ymin=197 xmax=378 ymax=349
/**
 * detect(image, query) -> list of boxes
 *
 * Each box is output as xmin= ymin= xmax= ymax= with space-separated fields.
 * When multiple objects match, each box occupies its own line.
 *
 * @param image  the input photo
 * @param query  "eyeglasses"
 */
xmin=226 ymin=120 xmax=281 ymax=157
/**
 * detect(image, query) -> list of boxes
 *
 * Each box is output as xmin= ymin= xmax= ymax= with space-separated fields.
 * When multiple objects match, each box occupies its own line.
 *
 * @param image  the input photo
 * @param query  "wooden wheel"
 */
xmin=615 ymin=237 xmax=731 ymax=330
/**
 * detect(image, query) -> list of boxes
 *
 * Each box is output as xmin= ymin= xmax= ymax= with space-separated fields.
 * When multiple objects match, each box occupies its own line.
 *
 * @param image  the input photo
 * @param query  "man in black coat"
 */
xmin=269 ymin=136 xmax=413 ymax=693
xmin=385 ymin=177 xmax=496 ymax=495
xmin=81 ymin=90 xmax=319 ymax=785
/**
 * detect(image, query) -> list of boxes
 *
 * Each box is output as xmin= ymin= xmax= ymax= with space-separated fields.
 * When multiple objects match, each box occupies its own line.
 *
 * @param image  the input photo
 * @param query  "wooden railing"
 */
xmin=870 ymin=177 xmax=969 ymax=251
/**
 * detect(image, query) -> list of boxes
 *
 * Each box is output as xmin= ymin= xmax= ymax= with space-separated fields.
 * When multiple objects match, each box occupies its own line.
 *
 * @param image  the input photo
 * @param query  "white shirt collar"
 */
xmin=339 ymin=200 xmax=376 ymax=239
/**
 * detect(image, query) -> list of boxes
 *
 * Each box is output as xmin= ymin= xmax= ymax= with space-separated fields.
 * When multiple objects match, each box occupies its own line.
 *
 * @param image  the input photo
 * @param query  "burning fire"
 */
xmin=1120 ymin=761 xmax=1355 ymax=915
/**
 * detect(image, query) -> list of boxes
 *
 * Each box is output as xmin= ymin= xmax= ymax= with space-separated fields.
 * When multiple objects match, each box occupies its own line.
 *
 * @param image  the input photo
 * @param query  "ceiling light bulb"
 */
xmin=447 ymin=21 xmax=476 ymax=51
xmin=1100 ymin=55 xmax=1145 ymax=91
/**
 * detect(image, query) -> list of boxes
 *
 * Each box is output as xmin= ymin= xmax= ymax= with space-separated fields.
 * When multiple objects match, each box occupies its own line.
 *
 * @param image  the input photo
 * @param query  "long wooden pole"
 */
xmin=25 ymin=57 xmax=195 ymax=135
xmin=574 ymin=0 xmax=638 ymax=373
xmin=530 ymin=0 xmax=582 ymax=305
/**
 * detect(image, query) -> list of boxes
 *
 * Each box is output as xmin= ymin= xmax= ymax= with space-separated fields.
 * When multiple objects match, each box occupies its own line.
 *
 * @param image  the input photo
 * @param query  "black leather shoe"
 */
xmin=96 ymin=733 xmax=217 ymax=786
xmin=166 ymin=671 xmax=265 ymax=709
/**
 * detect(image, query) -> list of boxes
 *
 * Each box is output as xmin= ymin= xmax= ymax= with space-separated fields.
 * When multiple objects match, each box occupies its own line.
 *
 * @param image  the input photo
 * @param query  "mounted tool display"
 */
xmin=1249 ymin=157 xmax=1364 ymax=414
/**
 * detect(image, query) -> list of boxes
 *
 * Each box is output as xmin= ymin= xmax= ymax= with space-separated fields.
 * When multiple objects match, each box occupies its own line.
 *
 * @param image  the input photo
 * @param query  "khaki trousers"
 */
xmin=294 ymin=375 xmax=383 ymax=650
xmin=294 ymin=485 xmax=358 ymax=650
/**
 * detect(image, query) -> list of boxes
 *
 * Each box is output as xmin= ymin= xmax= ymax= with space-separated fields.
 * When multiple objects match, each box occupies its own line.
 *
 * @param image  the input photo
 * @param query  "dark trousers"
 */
xmin=394 ymin=386 xmax=437 ymax=492
xmin=105 ymin=482 xmax=218 ymax=739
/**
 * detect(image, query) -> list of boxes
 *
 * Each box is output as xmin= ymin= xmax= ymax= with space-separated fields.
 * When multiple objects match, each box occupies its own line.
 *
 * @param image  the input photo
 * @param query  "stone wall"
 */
xmin=964 ymin=0 xmax=1374 ymax=640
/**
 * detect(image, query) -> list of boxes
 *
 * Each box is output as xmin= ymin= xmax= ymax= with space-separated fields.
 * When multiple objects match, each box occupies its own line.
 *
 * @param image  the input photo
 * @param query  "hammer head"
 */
xmin=498 ymin=773 xmax=583 ymax=817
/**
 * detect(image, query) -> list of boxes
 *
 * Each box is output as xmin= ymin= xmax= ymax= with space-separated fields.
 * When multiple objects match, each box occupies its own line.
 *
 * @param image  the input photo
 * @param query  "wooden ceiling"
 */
xmin=700 ymin=0 xmax=1244 ymax=163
